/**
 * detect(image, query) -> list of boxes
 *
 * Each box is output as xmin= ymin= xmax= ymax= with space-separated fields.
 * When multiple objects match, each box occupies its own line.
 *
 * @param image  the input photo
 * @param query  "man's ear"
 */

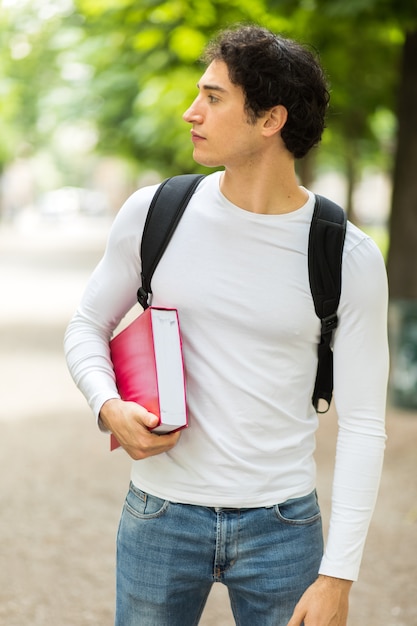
xmin=262 ymin=105 xmax=288 ymax=136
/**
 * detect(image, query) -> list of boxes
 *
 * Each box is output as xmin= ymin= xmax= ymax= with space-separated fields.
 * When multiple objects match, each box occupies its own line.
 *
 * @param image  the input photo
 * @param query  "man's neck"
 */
xmin=219 ymin=158 xmax=308 ymax=215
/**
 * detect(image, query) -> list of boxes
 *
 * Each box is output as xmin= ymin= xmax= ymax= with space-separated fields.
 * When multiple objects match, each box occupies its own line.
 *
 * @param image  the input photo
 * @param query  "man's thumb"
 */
xmin=143 ymin=411 xmax=159 ymax=430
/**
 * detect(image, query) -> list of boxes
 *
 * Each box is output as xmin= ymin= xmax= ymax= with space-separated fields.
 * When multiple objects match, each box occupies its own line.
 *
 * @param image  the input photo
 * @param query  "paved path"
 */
xmin=1 ymin=217 xmax=416 ymax=625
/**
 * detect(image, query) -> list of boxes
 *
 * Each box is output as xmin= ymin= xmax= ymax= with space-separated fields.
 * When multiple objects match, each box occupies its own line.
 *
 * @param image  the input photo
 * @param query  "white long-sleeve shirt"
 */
xmin=64 ymin=171 xmax=389 ymax=581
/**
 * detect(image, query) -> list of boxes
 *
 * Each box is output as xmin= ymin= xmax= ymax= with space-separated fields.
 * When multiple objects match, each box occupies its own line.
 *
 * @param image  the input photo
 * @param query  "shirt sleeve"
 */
xmin=318 ymin=233 xmax=389 ymax=581
xmin=64 ymin=185 xmax=157 ymax=419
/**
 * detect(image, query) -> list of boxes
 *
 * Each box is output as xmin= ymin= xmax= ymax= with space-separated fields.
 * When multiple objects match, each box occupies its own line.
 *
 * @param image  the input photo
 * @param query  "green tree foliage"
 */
xmin=1 ymin=0 xmax=415 ymax=229
xmin=71 ymin=0 xmax=293 ymax=174
xmin=69 ymin=0 xmax=408 ymax=191
xmin=0 ymin=1 xmax=78 ymax=168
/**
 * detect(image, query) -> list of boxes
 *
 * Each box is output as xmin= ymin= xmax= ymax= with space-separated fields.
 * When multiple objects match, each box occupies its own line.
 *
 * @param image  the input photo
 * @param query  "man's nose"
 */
xmin=183 ymin=98 xmax=203 ymax=124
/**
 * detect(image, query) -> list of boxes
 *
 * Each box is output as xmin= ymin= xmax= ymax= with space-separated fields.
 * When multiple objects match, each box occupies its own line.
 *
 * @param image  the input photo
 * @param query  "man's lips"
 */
xmin=191 ymin=131 xmax=205 ymax=143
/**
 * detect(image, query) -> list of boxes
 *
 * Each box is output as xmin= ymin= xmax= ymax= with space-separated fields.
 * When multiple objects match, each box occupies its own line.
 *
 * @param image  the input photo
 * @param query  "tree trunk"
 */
xmin=345 ymin=144 xmax=358 ymax=224
xmin=386 ymin=30 xmax=417 ymax=408
xmin=387 ymin=30 xmax=417 ymax=299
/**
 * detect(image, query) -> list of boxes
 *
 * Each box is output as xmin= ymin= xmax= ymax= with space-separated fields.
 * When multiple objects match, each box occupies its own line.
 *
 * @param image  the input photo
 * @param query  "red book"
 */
xmin=109 ymin=307 xmax=188 ymax=450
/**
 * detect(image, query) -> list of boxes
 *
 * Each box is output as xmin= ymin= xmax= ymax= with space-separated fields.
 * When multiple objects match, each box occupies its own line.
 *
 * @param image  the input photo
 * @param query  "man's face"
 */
xmin=183 ymin=60 xmax=266 ymax=169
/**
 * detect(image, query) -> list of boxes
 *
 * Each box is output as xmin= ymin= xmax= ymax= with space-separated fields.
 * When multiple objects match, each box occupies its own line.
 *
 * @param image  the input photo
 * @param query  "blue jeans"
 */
xmin=115 ymin=483 xmax=323 ymax=626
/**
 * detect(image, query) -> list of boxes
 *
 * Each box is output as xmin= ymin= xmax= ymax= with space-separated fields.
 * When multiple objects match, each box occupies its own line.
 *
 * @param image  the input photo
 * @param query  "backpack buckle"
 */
xmin=321 ymin=313 xmax=338 ymax=334
xmin=137 ymin=286 xmax=150 ymax=309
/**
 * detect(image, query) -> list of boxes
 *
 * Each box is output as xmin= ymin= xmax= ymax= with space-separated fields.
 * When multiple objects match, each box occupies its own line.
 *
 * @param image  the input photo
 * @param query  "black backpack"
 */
xmin=137 ymin=174 xmax=346 ymax=413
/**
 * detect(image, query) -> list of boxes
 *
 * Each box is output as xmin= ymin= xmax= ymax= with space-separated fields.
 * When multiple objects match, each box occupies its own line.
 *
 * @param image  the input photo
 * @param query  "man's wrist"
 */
xmin=99 ymin=398 xmax=121 ymax=431
xmin=318 ymin=574 xmax=353 ymax=590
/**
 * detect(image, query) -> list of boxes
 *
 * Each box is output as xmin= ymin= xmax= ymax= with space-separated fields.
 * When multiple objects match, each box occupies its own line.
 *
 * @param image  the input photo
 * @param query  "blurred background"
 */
xmin=1 ymin=0 xmax=416 ymax=624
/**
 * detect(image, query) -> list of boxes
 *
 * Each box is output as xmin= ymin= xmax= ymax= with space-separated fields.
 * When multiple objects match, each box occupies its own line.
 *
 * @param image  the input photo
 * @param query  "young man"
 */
xmin=65 ymin=25 xmax=389 ymax=626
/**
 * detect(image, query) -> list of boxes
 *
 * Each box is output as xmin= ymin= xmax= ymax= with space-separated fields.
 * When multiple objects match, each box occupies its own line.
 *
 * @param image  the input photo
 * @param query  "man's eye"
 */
xmin=208 ymin=95 xmax=218 ymax=103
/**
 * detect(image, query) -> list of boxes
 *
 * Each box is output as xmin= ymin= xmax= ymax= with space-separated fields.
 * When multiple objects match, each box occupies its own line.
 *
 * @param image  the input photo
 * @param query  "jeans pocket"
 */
xmin=123 ymin=482 xmax=169 ymax=519
xmin=274 ymin=490 xmax=321 ymax=526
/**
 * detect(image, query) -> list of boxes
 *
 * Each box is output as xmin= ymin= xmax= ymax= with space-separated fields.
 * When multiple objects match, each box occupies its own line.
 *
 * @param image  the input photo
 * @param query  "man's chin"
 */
xmin=192 ymin=153 xmax=222 ymax=168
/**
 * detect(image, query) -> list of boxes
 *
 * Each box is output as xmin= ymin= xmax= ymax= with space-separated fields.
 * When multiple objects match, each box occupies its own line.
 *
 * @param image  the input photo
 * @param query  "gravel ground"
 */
xmin=1 ymin=218 xmax=416 ymax=625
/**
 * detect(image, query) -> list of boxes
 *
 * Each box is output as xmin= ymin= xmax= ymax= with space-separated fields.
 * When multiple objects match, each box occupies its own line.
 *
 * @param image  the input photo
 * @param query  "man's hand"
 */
xmin=287 ymin=575 xmax=353 ymax=626
xmin=99 ymin=398 xmax=181 ymax=460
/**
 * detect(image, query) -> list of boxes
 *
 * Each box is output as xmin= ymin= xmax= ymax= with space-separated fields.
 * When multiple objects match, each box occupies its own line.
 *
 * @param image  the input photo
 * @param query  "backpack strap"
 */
xmin=137 ymin=174 xmax=206 ymax=309
xmin=308 ymin=194 xmax=347 ymax=413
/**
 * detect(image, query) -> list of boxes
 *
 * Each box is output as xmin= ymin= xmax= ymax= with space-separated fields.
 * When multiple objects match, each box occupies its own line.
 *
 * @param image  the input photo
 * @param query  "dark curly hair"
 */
xmin=203 ymin=25 xmax=330 ymax=159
